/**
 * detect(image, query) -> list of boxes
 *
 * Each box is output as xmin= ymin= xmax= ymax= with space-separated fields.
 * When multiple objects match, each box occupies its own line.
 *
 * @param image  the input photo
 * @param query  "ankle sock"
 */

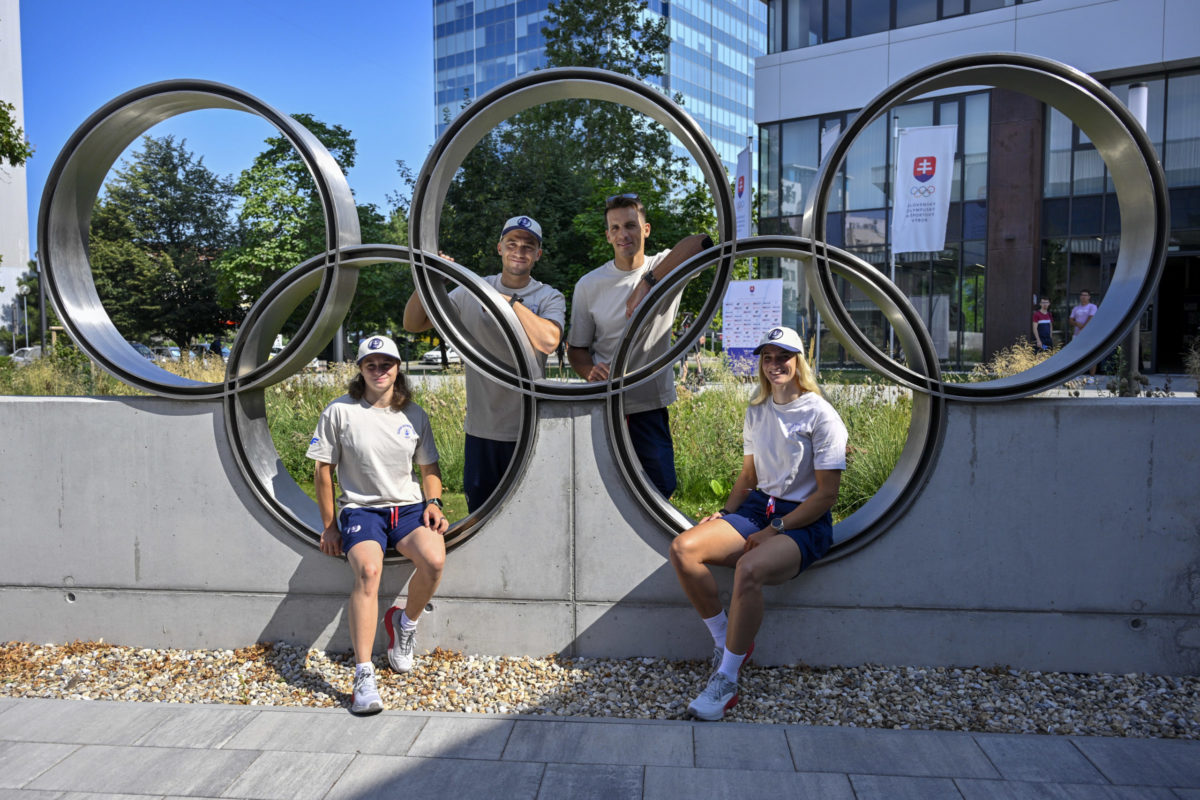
xmin=399 ymin=610 xmax=418 ymax=632
xmin=355 ymin=662 xmax=373 ymax=677
xmin=702 ymin=610 xmax=728 ymax=648
xmin=718 ymin=648 xmax=746 ymax=683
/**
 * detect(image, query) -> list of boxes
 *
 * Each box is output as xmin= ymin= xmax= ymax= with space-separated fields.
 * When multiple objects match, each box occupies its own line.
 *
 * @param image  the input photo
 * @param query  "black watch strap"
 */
xmin=426 ymin=497 xmax=444 ymax=509
xmin=642 ymin=269 xmax=659 ymax=287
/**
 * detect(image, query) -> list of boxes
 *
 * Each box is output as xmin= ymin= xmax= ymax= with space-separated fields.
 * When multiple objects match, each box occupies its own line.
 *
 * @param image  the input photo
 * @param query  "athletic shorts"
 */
xmin=722 ymin=489 xmax=833 ymax=577
xmin=339 ymin=504 xmax=426 ymax=554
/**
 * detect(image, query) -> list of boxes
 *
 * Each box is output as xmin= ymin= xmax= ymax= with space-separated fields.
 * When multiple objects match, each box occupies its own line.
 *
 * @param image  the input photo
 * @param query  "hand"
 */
xmin=744 ymin=527 xmax=778 ymax=553
xmin=586 ymin=362 xmax=611 ymax=382
xmin=700 ymin=510 xmax=727 ymax=524
xmin=625 ymin=279 xmax=651 ymax=318
xmin=319 ymin=524 xmax=342 ymax=557
xmin=424 ymin=505 xmax=449 ymax=535
xmin=438 ymin=250 xmax=456 ymax=263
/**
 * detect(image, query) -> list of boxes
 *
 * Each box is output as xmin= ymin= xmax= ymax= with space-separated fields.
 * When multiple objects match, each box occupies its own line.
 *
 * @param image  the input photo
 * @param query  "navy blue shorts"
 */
xmin=464 ymin=434 xmax=517 ymax=512
xmin=723 ymin=489 xmax=833 ymax=576
xmin=339 ymin=504 xmax=426 ymax=554
xmin=626 ymin=407 xmax=677 ymax=498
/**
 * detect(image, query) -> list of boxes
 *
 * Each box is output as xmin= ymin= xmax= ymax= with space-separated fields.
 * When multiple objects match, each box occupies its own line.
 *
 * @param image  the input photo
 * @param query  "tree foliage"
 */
xmin=89 ymin=135 xmax=234 ymax=348
xmin=0 ymin=99 xmax=33 ymax=168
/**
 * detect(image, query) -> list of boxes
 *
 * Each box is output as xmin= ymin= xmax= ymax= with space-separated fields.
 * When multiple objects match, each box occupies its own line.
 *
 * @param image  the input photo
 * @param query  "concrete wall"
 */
xmin=1 ymin=394 xmax=1198 ymax=674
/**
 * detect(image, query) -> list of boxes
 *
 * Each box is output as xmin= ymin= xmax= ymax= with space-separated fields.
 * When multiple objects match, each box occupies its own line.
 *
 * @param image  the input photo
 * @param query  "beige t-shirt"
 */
xmin=306 ymin=396 xmax=438 ymax=509
xmin=449 ymin=274 xmax=566 ymax=441
xmin=567 ymin=251 xmax=680 ymax=415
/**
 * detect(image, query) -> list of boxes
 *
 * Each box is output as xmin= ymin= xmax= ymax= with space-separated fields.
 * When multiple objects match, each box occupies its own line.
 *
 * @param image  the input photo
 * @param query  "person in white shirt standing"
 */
xmin=1070 ymin=289 xmax=1099 ymax=382
xmin=566 ymin=193 xmax=709 ymax=498
xmin=668 ymin=326 xmax=847 ymax=721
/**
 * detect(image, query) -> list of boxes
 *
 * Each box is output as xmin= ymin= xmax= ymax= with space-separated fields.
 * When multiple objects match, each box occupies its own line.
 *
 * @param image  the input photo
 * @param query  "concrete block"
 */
xmin=537 ymin=764 xmax=642 ymax=800
xmin=24 ymin=743 xmax=259 ymax=796
xmin=502 ymin=719 xmax=691 ymax=766
xmin=848 ymin=774 xmax=965 ymax=800
xmin=325 ymin=753 xmax=544 ymax=800
xmin=0 ymin=741 xmax=78 ymax=789
xmin=222 ymin=708 xmax=423 ymax=755
xmin=0 ymin=700 xmax=166 ymax=746
xmin=219 ymin=750 xmax=353 ymax=800
xmin=133 ymin=706 xmax=260 ymax=749
xmin=1069 ymin=736 xmax=1200 ymax=787
xmin=786 ymin=726 xmax=1000 ymax=779
xmin=406 ymin=716 xmax=514 ymax=760
xmin=644 ymin=766 xmax=855 ymax=799
xmin=954 ymin=779 xmax=1179 ymax=799
xmin=693 ymin=723 xmax=794 ymax=771
xmin=973 ymin=734 xmax=1106 ymax=784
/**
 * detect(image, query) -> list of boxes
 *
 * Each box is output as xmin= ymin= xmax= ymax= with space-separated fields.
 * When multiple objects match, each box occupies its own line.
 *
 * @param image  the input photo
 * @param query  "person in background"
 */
xmin=1033 ymin=297 xmax=1054 ymax=351
xmin=1070 ymin=290 xmax=1098 ymax=382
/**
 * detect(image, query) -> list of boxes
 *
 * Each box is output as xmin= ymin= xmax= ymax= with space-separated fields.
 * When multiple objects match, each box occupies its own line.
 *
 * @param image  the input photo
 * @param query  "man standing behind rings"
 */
xmin=404 ymin=216 xmax=566 ymax=511
xmin=567 ymin=193 xmax=710 ymax=498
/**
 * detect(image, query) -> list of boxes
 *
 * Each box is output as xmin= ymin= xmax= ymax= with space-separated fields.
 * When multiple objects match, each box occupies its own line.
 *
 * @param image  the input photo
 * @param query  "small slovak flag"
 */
xmin=913 ymin=156 xmax=936 ymax=183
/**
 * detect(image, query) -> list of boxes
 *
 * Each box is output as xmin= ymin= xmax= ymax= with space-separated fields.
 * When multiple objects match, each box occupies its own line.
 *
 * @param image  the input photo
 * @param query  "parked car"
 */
xmin=10 ymin=345 xmax=42 ymax=366
xmin=189 ymin=342 xmax=229 ymax=361
xmin=128 ymin=342 xmax=154 ymax=360
xmin=153 ymin=346 xmax=181 ymax=362
xmin=420 ymin=346 xmax=462 ymax=366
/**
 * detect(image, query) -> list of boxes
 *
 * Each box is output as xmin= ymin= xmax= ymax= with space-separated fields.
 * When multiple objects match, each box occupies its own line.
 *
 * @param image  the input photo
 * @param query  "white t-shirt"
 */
xmin=306 ymin=395 xmax=439 ymax=510
xmin=743 ymin=391 xmax=848 ymax=503
xmin=449 ymin=274 xmax=566 ymax=441
xmin=567 ymin=251 xmax=680 ymax=414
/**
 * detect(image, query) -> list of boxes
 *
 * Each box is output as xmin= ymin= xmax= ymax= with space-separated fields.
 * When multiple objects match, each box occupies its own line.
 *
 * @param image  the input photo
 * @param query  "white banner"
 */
xmin=722 ymin=279 xmax=783 ymax=375
xmin=891 ymin=125 xmax=957 ymax=254
xmin=734 ymin=144 xmax=752 ymax=239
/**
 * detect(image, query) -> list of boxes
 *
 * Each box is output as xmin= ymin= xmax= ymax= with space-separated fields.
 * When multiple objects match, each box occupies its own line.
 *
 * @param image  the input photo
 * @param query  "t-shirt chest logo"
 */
xmin=396 ymin=424 xmax=416 ymax=439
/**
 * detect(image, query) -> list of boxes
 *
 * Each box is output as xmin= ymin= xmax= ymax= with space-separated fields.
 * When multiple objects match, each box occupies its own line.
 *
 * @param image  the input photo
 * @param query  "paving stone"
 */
xmin=406 ymin=717 xmax=513 ymax=760
xmin=503 ymin=720 xmax=690 ymax=767
xmin=973 ymin=733 xmax=1107 ymax=784
xmin=693 ymin=723 xmax=794 ymax=771
xmin=324 ymin=754 xmax=543 ymax=800
xmin=955 ymin=778 xmax=1180 ymax=799
xmin=1072 ymin=737 xmax=1200 ymax=788
xmin=133 ymin=706 xmax=261 ymax=749
xmin=24 ymin=744 xmax=259 ymax=796
xmin=222 ymin=709 xmax=423 ymax=755
xmin=849 ymin=773 xmax=965 ymax=799
xmin=0 ymin=702 xmax=165 ymax=747
xmin=219 ymin=750 xmax=353 ymax=800
xmin=0 ymin=790 xmax=63 ymax=799
xmin=536 ymin=764 xmax=642 ymax=800
xmin=787 ymin=725 xmax=1000 ymax=779
xmin=644 ymin=765 xmax=854 ymax=799
xmin=0 ymin=743 xmax=78 ymax=789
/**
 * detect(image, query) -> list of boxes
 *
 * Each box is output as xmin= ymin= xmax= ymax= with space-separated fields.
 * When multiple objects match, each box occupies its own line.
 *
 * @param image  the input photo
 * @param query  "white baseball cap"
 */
xmin=356 ymin=335 xmax=401 ymax=364
xmin=499 ymin=215 xmax=542 ymax=244
xmin=752 ymin=326 xmax=805 ymax=356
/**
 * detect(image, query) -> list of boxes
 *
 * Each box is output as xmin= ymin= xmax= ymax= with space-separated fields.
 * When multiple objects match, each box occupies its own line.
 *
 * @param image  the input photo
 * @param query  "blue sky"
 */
xmin=20 ymin=0 xmax=435 ymax=247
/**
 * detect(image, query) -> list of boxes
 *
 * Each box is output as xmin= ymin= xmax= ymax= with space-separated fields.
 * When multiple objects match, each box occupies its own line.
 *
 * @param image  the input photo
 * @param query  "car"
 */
xmin=153 ymin=346 xmax=181 ymax=362
xmin=10 ymin=345 xmax=42 ymax=366
xmin=190 ymin=343 xmax=229 ymax=361
xmin=128 ymin=342 xmax=154 ymax=360
xmin=420 ymin=346 xmax=462 ymax=366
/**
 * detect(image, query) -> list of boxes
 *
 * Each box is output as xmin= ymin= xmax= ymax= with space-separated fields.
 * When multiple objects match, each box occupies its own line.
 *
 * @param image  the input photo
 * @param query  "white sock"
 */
xmin=355 ymin=662 xmax=373 ymax=677
xmin=400 ymin=610 xmax=418 ymax=632
xmin=702 ymin=610 xmax=727 ymax=648
xmin=718 ymin=647 xmax=746 ymax=683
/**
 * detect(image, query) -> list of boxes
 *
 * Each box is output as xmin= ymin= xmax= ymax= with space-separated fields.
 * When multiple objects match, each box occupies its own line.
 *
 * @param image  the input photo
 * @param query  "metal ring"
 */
xmin=803 ymin=53 xmax=1168 ymax=401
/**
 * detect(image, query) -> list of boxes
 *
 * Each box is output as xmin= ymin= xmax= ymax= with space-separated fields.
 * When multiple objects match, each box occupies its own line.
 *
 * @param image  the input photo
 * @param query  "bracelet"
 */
xmin=425 ymin=497 xmax=443 ymax=509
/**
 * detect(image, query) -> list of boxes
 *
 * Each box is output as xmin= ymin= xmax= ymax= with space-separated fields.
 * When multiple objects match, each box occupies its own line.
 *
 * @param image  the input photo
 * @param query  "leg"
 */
xmin=395 ymin=526 xmax=447 ymax=621
xmin=669 ymin=519 xmax=746 ymax=619
xmin=725 ymin=534 xmax=802 ymax=655
xmin=344 ymin=540 xmax=386 ymax=664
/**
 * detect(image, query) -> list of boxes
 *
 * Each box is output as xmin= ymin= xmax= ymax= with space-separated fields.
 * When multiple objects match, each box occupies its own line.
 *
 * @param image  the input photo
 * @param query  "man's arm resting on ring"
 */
xmin=403 ymin=290 xmax=433 ymax=333
xmin=506 ymin=300 xmax=561 ymax=354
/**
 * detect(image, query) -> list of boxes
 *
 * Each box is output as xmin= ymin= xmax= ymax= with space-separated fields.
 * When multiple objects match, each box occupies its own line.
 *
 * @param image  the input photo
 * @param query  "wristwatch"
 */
xmin=770 ymin=517 xmax=786 ymax=533
xmin=509 ymin=294 xmax=524 ymax=306
xmin=426 ymin=498 xmax=444 ymax=509
xmin=642 ymin=269 xmax=659 ymax=287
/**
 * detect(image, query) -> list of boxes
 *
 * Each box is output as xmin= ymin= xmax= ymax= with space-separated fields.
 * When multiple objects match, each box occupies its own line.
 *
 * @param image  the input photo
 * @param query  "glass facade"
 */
xmin=765 ymin=0 xmax=1036 ymax=54
xmin=1041 ymin=70 xmax=1200 ymax=371
xmin=757 ymin=91 xmax=991 ymax=371
xmin=432 ymin=0 xmax=766 ymax=174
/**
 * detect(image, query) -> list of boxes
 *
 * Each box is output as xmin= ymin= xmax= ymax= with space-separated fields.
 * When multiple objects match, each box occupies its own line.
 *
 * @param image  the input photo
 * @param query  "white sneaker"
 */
xmin=350 ymin=669 xmax=383 ymax=715
xmin=384 ymin=606 xmax=416 ymax=673
xmin=688 ymin=671 xmax=739 ymax=721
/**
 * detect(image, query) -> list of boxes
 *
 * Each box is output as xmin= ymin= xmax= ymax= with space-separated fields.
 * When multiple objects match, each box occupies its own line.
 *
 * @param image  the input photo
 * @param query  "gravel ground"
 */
xmin=2 ymin=640 xmax=1196 ymax=738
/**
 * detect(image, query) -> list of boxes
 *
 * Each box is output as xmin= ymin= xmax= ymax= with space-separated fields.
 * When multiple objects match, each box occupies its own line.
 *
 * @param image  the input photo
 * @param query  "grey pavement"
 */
xmin=2 ymin=698 xmax=1199 ymax=799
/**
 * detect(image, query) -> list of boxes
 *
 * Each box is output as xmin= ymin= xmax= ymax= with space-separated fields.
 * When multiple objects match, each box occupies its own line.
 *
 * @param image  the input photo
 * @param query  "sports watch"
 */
xmin=770 ymin=517 xmax=786 ymax=533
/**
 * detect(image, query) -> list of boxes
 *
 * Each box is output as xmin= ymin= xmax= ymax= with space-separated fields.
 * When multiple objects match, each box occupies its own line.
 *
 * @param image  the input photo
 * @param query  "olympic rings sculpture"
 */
xmin=37 ymin=54 xmax=1167 ymax=565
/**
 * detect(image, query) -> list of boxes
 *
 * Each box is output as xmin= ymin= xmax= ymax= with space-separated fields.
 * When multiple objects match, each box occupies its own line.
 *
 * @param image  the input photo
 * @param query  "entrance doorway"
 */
xmin=1154 ymin=255 xmax=1200 ymax=372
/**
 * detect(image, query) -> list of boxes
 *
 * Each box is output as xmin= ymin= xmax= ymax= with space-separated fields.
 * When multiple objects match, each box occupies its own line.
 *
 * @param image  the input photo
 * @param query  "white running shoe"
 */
xmin=384 ymin=606 xmax=416 ymax=673
xmin=688 ymin=671 xmax=739 ymax=721
xmin=350 ymin=669 xmax=383 ymax=715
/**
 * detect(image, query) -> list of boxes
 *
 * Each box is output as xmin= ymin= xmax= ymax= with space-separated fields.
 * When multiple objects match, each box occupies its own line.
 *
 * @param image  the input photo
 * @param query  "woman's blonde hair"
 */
xmin=347 ymin=359 xmax=410 ymax=411
xmin=749 ymin=348 xmax=822 ymax=405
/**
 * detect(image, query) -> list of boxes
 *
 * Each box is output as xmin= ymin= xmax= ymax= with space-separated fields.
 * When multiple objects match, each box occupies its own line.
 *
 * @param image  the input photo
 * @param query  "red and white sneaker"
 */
xmin=383 ymin=606 xmax=415 ymax=673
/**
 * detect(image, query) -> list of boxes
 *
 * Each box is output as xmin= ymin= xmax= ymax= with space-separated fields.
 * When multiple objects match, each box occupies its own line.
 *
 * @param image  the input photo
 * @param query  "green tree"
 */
xmin=0 ymin=99 xmax=33 ymax=168
xmin=90 ymin=135 xmax=235 ymax=348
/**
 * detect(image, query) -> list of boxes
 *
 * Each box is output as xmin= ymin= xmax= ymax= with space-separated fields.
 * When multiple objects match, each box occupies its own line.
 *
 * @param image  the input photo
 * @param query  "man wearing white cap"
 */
xmin=405 ymin=215 xmax=566 ymax=511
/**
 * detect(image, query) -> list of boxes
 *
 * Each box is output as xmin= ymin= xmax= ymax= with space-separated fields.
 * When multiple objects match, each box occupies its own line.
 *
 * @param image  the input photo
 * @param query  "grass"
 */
xmin=3 ymin=345 xmax=911 ymax=525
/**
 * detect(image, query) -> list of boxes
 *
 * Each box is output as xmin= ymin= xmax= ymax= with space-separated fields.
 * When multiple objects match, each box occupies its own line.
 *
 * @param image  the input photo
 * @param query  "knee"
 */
xmin=415 ymin=544 xmax=445 ymax=578
xmin=354 ymin=560 xmax=382 ymax=588
xmin=669 ymin=532 xmax=696 ymax=567
xmin=733 ymin=558 xmax=766 ymax=595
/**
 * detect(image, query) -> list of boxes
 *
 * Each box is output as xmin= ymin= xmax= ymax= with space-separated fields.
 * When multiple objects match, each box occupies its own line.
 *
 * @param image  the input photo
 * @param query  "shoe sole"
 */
xmin=350 ymin=701 xmax=383 ymax=716
xmin=687 ymin=692 xmax=739 ymax=721
xmin=383 ymin=606 xmax=412 ymax=673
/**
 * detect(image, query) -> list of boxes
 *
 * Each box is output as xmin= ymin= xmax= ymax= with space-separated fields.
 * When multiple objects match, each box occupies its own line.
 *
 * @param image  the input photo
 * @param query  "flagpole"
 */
xmin=888 ymin=118 xmax=899 ymax=358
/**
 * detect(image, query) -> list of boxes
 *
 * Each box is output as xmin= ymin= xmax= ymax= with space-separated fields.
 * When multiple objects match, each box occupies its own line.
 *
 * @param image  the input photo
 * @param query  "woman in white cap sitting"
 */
xmin=668 ymin=325 xmax=847 ymax=721
xmin=306 ymin=334 xmax=449 ymax=715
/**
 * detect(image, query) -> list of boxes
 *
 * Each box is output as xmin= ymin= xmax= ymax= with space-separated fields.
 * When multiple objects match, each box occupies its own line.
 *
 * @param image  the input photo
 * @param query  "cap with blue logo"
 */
xmin=356 ymin=335 xmax=401 ymax=364
xmin=752 ymin=326 xmax=805 ymax=356
xmin=499 ymin=215 xmax=542 ymax=245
